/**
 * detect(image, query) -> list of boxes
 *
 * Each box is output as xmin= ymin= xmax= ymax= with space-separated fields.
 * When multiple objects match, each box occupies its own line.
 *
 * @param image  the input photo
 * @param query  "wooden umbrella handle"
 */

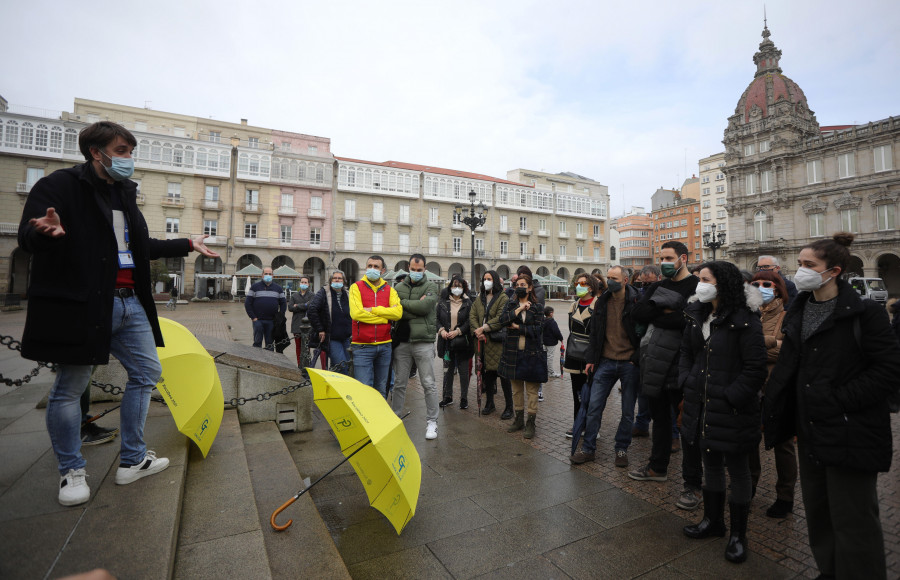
xmin=270 ymin=496 xmax=297 ymax=531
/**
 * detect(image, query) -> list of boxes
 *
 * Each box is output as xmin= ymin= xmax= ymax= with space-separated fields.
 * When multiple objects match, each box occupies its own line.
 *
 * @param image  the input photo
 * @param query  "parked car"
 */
xmin=848 ymin=277 xmax=889 ymax=305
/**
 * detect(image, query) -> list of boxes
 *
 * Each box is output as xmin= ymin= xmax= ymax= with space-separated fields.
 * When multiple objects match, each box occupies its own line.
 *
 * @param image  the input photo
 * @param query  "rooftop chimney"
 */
xmin=241 ymin=118 xmax=248 ymax=126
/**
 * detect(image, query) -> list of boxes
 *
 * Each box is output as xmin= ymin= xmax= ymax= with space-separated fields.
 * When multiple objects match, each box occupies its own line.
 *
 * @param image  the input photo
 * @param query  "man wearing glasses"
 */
xmin=756 ymin=255 xmax=797 ymax=310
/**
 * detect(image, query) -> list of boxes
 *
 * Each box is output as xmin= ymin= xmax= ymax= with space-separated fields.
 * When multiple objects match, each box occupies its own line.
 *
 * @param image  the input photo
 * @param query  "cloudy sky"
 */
xmin=3 ymin=0 xmax=898 ymax=215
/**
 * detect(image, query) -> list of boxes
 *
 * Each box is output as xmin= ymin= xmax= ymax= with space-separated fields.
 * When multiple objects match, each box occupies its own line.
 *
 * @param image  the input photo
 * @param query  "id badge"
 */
xmin=118 ymin=251 xmax=136 ymax=269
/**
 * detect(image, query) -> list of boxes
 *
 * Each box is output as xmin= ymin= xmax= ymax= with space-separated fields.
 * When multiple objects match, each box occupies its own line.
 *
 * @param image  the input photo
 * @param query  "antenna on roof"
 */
xmin=764 ymin=5 xmax=767 ymax=28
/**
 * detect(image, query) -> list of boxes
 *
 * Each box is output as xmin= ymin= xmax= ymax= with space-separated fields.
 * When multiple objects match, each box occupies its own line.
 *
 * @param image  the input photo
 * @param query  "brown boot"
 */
xmin=507 ymin=411 xmax=525 ymax=432
xmin=523 ymin=414 xmax=536 ymax=439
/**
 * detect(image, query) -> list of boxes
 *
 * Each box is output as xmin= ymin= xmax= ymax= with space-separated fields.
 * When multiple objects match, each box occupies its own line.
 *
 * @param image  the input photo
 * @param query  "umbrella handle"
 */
xmin=271 ymin=497 xmax=298 ymax=531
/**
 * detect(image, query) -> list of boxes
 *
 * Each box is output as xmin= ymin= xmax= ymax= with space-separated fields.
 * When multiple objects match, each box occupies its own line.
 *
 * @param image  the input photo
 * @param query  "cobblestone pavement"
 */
xmin=2 ymin=300 xmax=898 ymax=578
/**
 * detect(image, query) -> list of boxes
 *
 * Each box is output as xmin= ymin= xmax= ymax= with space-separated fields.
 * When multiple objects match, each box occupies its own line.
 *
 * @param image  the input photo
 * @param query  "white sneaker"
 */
xmin=425 ymin=420 xmax=438 ymax=440
xmin=115 ymin=450 xmax=170 ymax=485
xmin=59 ymin=468 xmax=90 ymax=506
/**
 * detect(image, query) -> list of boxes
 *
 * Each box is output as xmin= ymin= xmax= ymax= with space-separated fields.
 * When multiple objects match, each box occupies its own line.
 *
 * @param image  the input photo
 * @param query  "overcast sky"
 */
xmin=3 ymin=0 xmax=898 ymax=216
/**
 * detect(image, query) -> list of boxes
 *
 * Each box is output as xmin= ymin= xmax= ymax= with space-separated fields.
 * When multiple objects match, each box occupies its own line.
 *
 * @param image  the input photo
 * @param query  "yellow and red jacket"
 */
xmin=349 ymin=277 xmax=403 ymax=345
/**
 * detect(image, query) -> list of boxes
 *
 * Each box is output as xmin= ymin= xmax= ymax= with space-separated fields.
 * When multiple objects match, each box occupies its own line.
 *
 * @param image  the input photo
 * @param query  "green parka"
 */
xmin=394 ymin=277 xmax=439 ymax=342
xmin=469 ymin=290 xmax=509 ymax=372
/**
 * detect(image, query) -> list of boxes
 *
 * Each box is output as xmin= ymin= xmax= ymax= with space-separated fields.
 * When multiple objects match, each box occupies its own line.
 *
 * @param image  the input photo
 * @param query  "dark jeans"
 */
xmin=798 ymin=439 xmax=886 ymax=579
xmin=581 ymin=359 xmax=639 ymax=454
xmin=252 ymin=319 xmax=275 ymax=350
xmin=648 ymin=390 xmax=702 ymax=490
xmin=750 ymin=438 xmax=798 ymax=502
xmin=702 ymin=448 xmax=752 ymax=504
xmin=570 ymin=372 xmax=588 ymax=420
xmin=634 ymin=391 xmax=650 ymax=431
xmin=442 ymin=351 xmax=471 ymax=401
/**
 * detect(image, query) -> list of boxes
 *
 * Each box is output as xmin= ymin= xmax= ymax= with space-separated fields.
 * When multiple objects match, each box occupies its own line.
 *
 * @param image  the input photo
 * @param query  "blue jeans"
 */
xmin=252 ymin=319 xmax=275 ymax=350
xmin=352 ymin=342 xmax=392 ymax=397
xmin=329 ymin=337 xmax=352 ymax=375
xmin=581 ymin=358 xmax=639 ymax=454
xmin=47 ymin=296 xmax=162 ymax=474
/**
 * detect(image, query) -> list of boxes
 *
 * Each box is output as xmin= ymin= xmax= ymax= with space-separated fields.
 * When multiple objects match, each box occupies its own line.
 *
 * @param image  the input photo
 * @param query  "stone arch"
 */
xmin=8 ymin=247 xmax=31 ymax=296
xmin=303 ymin=257 xmax=327 ymax=289
xmin=496 ymin=265 xmax=511 ymax=280
xmin=426 ymin=262 xmax=442 ymax=277
xmin=338 ymin=258 xmax=359 ymax=283
xmin=591 ymin=268 xmax=602 ymax=275
xmin=237 ymin=254 xmax=262 ymax=271
xmin=876 ymin=252 xmax=900 ymax=296
xmin=536 ymin=266 xmax=550 ymax=277
xmin=557 ymin=267 xmax=570 ymax=281
xmin=272 ymin=255 xmax=295 ymax=270
xmin=448 ymin=262 xmax=465 ymax=279
xmin=574 ymin=268 xmax=586 ymax=277
xmin=474 ymin=263 xmax=487 ymax=286
xmin=395 ymin=260 xmax=409 ymax=273
xmin=193 ymin=255 xmax=222 ymax=298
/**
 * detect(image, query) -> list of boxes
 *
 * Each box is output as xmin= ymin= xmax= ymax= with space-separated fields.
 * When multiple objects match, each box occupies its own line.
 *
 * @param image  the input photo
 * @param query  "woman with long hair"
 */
xmin=470 ymin=270 xmax=511 ymax=416
xmin=764 ymin=233 xmax=900 ymax=579
xmin=437 ymin=276 xmax=473 ymax=409
xmin=747 ymin=269 xmax=796 ymax=518
xmin=498 ymin=274 xmax=546 ymax=439
xmin=680 ymin=261 xmax=767 ymax=564
xmin=562 ymin=273 xmax=601 ymax=438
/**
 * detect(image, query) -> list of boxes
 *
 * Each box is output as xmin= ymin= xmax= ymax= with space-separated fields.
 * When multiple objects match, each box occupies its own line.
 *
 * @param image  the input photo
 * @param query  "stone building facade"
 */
xmin=698 ymin=152 xmax=730 ymax=260
xmin=722 ymin=26 xmax=900 ymax=293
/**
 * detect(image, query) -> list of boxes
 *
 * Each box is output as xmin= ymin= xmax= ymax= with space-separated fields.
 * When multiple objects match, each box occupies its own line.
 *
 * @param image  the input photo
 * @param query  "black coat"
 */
xmin=497 ymin=299 xmax=545 ymax=382
xmin=18 ymin=163 xmax=191 ymax=364
xmin=763 ymin=279 xmax=900 ymax=472
xmin=583 ymin=285 xmax=644 ymax=366
xmin=436 ymin=296 xmax=473 ymax=358
xmin=308 ymin=286 xmax=352 ymax=341
xmin=679 ymin=300 xmax=768 ymax=454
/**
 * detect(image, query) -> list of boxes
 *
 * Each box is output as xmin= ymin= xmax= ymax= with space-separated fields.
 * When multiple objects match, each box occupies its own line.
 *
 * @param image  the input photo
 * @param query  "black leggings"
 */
xmin=703 ymin=449 xmax=752 ymax=504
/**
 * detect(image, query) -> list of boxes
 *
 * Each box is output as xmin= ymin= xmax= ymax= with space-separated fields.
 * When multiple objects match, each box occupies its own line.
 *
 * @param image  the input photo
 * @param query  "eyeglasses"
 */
xmin=756 ymin=265 xmax=776 ymax=271
xmin=751 ymin=281 xmax=774 ymax=288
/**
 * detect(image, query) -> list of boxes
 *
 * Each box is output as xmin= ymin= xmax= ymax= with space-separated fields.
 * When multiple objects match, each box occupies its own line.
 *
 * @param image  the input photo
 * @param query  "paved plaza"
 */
xmin=1 ymin=300 xmax=898 ymax=578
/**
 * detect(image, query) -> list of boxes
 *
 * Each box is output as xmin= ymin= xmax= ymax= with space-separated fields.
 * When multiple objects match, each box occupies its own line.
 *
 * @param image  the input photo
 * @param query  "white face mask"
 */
xmin=483 ymin=280 xmax=493 ymax=291
xmin=451 ymin=287 xmax=463 ymax=296
xmin=695 ymin=282 xmax=718 ymax=303
xmin=794 ymin=266 xmax=834 ymax=292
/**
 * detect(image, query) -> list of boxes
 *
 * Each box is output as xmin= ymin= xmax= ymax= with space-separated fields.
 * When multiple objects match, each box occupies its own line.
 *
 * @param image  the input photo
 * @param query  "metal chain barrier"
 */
xmin=0 ymin=334 xmax=56 ymax=387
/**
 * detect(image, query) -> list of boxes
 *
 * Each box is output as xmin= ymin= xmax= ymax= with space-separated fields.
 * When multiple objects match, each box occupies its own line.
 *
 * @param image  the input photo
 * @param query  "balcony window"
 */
xmin=203 ymin=220 xmax=217 ymax=236
xmin=165 ymin=218 xmax=179 ymax=233
xmin=309 ymin=228 xmax=321 ymax=246
xmin=244 ymin=223 xmax=257 ymax=239
xmin=280 ymin=225 xmax=292 ymax=243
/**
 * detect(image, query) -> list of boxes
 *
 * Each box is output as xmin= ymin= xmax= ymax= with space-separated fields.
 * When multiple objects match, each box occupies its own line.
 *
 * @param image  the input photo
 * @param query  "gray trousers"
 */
xmin=390 ymin=342 xmax=439 ymax=423
xmin=798 ymin=440 xmax=886 ymax=579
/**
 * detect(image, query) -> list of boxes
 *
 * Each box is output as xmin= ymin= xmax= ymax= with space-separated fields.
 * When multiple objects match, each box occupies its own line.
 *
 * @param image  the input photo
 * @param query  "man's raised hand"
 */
xmin=29 ymin=208 xmax=66 ymax=238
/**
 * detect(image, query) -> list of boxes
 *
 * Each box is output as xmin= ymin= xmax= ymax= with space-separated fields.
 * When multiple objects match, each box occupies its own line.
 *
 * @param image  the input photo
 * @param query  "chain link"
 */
xmin=1 ymin=332 xmax=349 ymax=408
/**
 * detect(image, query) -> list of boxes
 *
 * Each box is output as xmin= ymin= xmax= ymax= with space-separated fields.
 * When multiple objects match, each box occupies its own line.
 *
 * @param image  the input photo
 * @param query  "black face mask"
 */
xmin=515 ymin=287 xmax=528 ymax=299
xmin=606 ymin=280 xmax=623 ymax=294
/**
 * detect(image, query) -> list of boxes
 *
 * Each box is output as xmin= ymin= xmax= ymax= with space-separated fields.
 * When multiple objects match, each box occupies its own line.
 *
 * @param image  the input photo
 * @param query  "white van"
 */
xmin=848 ymin=277 xmax=888 ymax=305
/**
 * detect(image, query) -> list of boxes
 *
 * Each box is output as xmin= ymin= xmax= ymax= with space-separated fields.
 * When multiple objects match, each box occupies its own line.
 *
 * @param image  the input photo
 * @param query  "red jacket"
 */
xmin=350 ymin=279 xmax=398 ymax=344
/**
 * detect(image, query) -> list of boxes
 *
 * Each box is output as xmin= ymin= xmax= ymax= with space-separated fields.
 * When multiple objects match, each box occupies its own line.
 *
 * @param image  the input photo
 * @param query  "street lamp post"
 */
xmin=702 ymin=222 xmax=727 ymax=261
xmin=454 ymin=190 xmax=488 ymax=293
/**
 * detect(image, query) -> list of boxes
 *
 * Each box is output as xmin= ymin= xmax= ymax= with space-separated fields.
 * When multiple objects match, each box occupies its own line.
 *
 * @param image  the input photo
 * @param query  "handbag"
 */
xmin=518 ymin=347 xmax=548 ymax=383
xmin=450 ymin=333 xmax=469 ymax=351
xmin=489 ymin=328 xmax=507 ymax=343
xmin=565 ymin=332 xmax=590 ymax=363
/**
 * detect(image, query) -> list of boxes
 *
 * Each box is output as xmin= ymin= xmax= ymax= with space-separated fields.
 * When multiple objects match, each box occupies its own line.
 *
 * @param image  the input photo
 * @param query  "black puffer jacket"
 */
xmin=635 ymin=279 xmax=697 ymax=397
xmin=763 ymin=279 xmax=900 ymax=472
xmin=436 ymin=295 xmax=473 ymax=358
xmin=679 ymin=299 xmax=768 ymax=454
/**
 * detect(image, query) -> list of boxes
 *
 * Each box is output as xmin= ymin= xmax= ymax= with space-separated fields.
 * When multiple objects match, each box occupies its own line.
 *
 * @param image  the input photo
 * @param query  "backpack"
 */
xmin=852 ymin=315 xmax=900 ymax=413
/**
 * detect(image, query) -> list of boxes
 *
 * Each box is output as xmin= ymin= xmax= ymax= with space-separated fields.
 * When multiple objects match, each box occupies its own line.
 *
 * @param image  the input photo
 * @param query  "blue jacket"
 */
xmin=245 ymin=281 xmax=286 ymax=321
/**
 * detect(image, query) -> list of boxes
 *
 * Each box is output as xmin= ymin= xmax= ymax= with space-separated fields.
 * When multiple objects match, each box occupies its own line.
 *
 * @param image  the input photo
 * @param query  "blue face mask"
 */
xmin=100 ymin=150 xmax=134 ymax=181
xmin=299 ymin=284 xmax=309 ymax=291
xmin=365 ymin=268 xmax=381 ymax=282
xmin=759 ymin=286 xmax=775 ymax=304
xmin=409 ymin=271 xmax=424 ymax=282
xmin=331 ymin=282 xmax=343 ymax=290
xmin=263 ymin=275 xmax=273 ymax=284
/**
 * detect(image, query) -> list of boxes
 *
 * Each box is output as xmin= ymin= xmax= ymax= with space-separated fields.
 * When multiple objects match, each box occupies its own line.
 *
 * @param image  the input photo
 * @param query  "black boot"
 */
xmin=507 ymin=411 xmax=525 ymax=432
xmin=683 ymin=489 xmax=726 ymax=539
xmin=725 ymin=502 xmax=750 ymax=563
xmin=500 ymin=378 xmax=514 ymax=419
xmin=523 ymin=414 xmax=536 ymax=439
xmin=481 ymin=389 xmax=496 ymax=415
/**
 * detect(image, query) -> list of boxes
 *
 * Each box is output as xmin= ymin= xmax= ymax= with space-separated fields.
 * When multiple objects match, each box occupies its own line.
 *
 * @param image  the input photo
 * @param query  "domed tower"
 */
xmin=724 ymin=24 xmax=820 ymax=159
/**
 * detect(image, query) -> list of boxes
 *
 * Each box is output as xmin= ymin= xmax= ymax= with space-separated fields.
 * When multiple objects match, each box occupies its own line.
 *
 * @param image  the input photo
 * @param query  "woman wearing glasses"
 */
xmin=747 ymin=270 xmax=795 ymax=519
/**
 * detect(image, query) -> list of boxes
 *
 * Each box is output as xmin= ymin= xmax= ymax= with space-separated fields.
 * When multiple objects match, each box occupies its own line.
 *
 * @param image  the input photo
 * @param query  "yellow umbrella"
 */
xmin=156 ymin=318 xmax=224 ymax=457
xmin=271 ymin=368 xmax=421 ymax=535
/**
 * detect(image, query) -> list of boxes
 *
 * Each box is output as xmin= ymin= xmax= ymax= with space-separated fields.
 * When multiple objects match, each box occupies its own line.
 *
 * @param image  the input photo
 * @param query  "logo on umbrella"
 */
xmin=332 ymin=415 xmax=354 ymax=431
xmin=392 ymin=449 xmax=407 ymax=481
xmin=194 ymin=414 xmax=212 ymax=440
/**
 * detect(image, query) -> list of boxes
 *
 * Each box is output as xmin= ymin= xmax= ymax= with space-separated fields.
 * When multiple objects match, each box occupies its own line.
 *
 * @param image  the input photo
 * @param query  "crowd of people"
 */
xmin=290 ymin=236 xmax=899 ymax=575
xmin=22 ymin=120 xmax=898 ymax=577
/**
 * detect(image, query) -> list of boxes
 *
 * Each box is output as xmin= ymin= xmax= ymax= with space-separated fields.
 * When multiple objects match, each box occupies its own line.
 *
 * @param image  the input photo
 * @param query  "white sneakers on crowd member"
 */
xmin=425 ymin=420 xmax=438 ymax=440
xmin=115 ymin=450 xmax=170 ymax=485
xmin=59 ymin=468 xmax=90 ymax=506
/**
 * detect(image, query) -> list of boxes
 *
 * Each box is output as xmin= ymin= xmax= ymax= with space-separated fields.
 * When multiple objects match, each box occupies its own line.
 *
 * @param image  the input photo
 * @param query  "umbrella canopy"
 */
xmin=544 ymin=275 xmax=570 ymax=287
xmin=235 ymin=264 xmax=263 ymax=276
xmin=424 ymin=271 xmax=445 ymax=282
xmin=382 ymin=269 xmax=407 ymax=281
xmin=156 ymin=318 xmax=224 ymax=457
xmin=307 ymin=368 xmax=421 ymax=534
xmin=230 ymin=275 xmax=238 ymax=296
xmin=244 ymin=276 xmax=252 ymax=293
